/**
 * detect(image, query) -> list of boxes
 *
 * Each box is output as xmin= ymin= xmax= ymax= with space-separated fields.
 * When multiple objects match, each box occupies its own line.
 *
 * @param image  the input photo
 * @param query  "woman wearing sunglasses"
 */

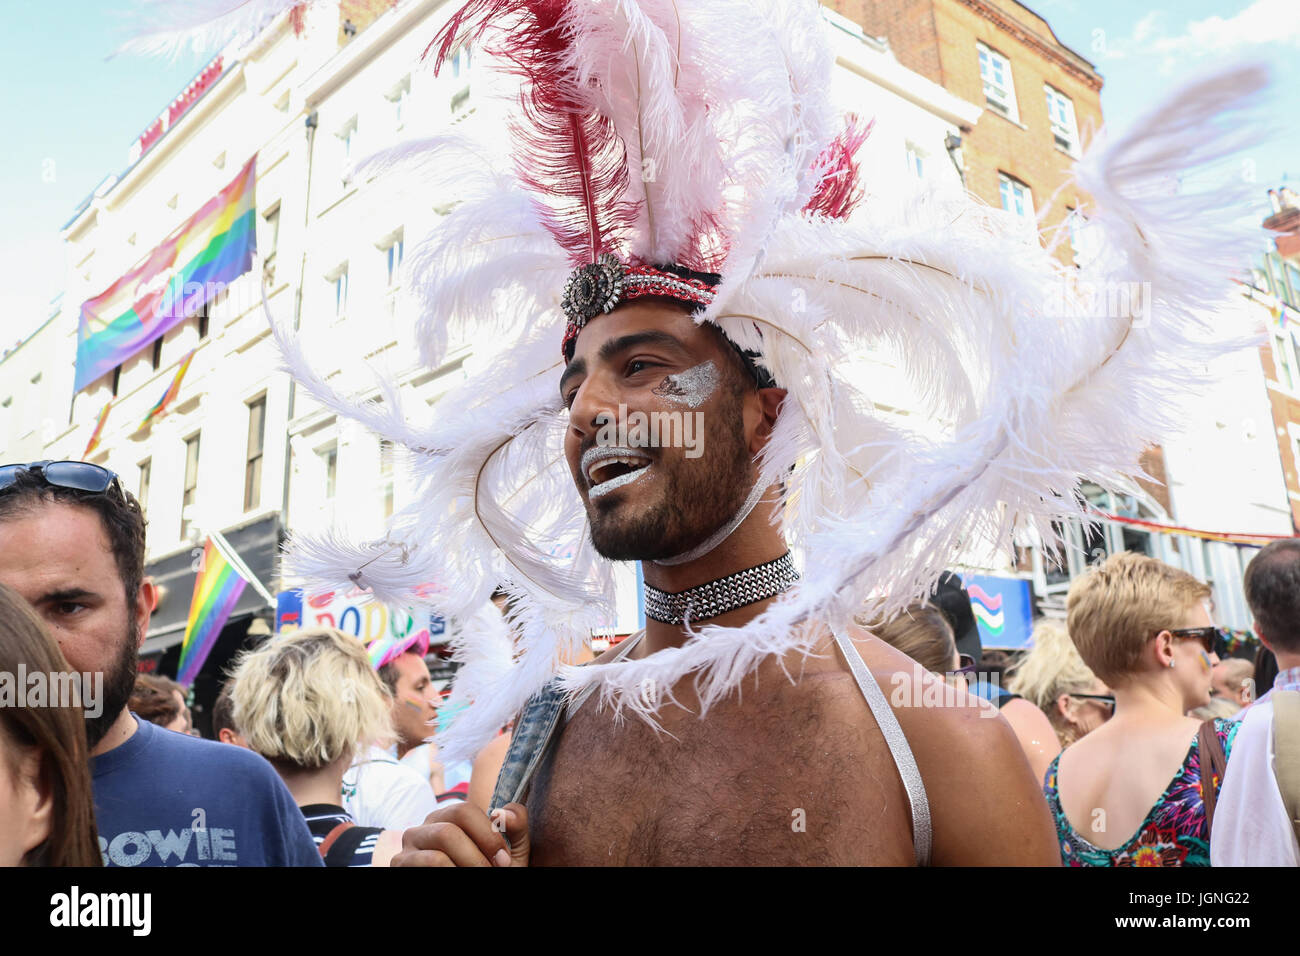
xmin=1045 ymin=552 xmax=1232 ymax=866
xmin=1007 ymin=620 xmax=1113 ymax=762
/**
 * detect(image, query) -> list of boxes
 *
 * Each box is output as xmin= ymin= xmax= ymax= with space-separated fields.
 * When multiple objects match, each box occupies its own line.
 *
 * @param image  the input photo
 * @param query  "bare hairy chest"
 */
xmin=526 ymin=673 xmax=915 ymax=865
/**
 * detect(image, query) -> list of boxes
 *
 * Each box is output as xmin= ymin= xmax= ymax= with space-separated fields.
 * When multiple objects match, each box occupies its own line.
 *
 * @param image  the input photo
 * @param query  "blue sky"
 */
xmin=2 ymin=0 xmax=1297 ymax=345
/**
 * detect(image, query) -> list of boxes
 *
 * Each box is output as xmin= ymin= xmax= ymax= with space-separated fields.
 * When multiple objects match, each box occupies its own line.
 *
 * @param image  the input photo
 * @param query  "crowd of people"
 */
xmin=0 ymin=457 xmax=1296 ymax=867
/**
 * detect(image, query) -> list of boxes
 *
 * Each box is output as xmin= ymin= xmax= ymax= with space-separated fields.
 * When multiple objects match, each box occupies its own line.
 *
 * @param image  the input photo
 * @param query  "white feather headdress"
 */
xmin=135 ymin=0 xmax=1271 ymax=762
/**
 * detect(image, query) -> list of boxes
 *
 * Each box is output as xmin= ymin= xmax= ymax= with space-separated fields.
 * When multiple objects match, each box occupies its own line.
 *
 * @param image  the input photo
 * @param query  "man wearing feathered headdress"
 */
xmin=130 ymin=0 xmax=1268 ymax=865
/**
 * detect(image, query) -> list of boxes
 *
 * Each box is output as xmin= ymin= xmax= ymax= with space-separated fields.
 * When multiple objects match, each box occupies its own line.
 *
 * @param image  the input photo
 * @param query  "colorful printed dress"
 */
xmin=1043 ymin=718 xmax=1239 ymax=866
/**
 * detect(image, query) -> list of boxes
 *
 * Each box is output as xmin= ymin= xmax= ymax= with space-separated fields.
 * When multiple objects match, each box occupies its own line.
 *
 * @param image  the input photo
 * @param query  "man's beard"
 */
xmin=85 ymin=617 xmax=140 ymax=749
xmin=585 ymin=386 xmax=754 ymax=562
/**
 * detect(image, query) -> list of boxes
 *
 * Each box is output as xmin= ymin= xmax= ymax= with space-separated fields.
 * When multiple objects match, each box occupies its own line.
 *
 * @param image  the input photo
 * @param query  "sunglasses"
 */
xmin=947 ymin=653 xmax=979 ymax=678
xmin=1166 ymin=626 xmax=1223 ymax=654
xmin=1068 ymin=693 xmax=1116 ymax=714
xmin=0 ymin=460 xmax=126 ymax=503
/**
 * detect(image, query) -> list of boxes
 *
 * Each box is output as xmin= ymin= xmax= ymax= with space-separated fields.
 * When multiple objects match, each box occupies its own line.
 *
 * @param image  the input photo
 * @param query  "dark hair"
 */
xmin=0 ymin=583 xmax=102 ymax=866
xmin=1254 ymin=644 xmax=1278 ymax=696
xmin=212 ymin=680 xmax=238 ymax=738
xmin=0 ymin=467 xmax=147 ymax=614
xmin=1243 ymin=539 xmax=1300 ymax=654
xmin=129 ymin=674 xmax=183 ymax=727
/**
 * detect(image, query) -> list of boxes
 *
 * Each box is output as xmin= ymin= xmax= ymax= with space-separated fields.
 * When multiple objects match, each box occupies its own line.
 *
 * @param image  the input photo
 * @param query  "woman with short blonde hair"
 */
xmin=1045 ymin=552 xmax=1230 ymax=867
xmin=230 ymin=627 xmax=402 ymax=866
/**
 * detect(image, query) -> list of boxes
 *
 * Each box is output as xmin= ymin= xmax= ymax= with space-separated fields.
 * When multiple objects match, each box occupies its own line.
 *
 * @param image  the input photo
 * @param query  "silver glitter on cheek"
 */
xmin=653 ymin=360 xmax=719 ymax=408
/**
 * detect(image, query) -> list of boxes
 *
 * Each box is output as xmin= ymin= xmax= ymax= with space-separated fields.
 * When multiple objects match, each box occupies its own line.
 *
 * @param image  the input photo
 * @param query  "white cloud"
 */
xmin=1121 ymin=0 xmax=1300 ymax=71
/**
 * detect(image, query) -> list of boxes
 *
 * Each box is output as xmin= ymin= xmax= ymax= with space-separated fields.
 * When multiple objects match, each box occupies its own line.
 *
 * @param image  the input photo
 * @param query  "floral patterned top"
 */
xmin=1044 ymin=718 xmax=1239 ymax=867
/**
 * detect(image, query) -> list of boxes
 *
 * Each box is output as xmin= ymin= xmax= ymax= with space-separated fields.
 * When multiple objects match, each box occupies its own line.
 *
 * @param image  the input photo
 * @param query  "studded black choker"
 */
xmin=643 ymin=552 xmax=800 ymax=625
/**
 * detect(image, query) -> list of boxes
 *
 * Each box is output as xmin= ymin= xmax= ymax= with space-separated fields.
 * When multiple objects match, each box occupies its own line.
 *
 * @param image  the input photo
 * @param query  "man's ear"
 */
xmin=1254 ymin=620 xmax=1274 ymax=655
xmin=134 ymin=578 xmax=157 ymax=650
xmin=747 ymin=387 xmax=787 ymax=456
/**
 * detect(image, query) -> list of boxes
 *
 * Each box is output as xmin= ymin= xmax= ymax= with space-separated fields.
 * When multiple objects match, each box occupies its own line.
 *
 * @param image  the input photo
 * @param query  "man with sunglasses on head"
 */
xmin=0 ymin=462 xmax=322 ymax=867
xmin=1210 ymin=539 xmax=1300 ymax=866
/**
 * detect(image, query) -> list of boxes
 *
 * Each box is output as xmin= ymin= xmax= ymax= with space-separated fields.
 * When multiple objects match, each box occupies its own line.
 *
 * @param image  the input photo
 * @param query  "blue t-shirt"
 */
xmin=91 ymin=715 xmax=323 ymax=867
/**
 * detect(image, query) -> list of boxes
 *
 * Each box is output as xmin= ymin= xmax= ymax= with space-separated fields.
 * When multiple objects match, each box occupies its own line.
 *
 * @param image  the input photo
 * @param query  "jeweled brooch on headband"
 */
xmin=560 ymin=255 xmax=717 ymax=356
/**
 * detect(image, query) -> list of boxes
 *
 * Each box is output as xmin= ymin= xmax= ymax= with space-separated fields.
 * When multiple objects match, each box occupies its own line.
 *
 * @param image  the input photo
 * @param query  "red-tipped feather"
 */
xmin=803 ymin=115 xmax=873 ymax=221
xmin=427 ymin=0 xmax=639 ymax=266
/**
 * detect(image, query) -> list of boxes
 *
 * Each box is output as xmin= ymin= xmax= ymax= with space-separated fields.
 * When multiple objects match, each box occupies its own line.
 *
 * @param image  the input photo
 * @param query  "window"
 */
xmin=904 ymin=143 xmax=925 ymax=180
xmin=998 ymin=173 xmax=1033 ymax=220
xmin=338 ymin=118 xmax=358 ymax=178
xmin=319 ymin=443 xmax=338 ymax=501
xmin=138 ymin=459 xmax=151 ymax=514
xmin=1274 ymin=332 xmax=1297 ymax=391
xmin=977 ymin=42 xmax=1017 ymax=121
xmin=383 ymin=235 xmax=405 ymax=287
xmin=181 ymin=433 xmax=201 ymax=540
xmin=389 ymin=76 xmax=411 ymax=129
xmin=260 ymin=205 xmax=280 ymax=265
xmin=379 ymin=438 xmax=395 ymax=520
xmin=244 ymin=397 xmax=266 ymax=512
xmin=452 ymin=44 xmax=472 ymax=79
xmin=152 ymin=337 xmax=163 ymax=371
xmin=1045 ymin=85 xmax=1080 ymax=156
xmin=332 ymin=267 xmax=350 ymax=319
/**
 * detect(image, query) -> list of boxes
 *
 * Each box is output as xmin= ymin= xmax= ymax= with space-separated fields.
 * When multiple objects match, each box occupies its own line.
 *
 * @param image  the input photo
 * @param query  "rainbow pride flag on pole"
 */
xmin=177 ymin=535 xmax=251 ymax=686
xmin=81 ymin=400 xmax=112 ymax=460
xmin=138 ymin=348 xmax=196 ymax=431
xmin=75 ymin=157 xmax=257 ymax=392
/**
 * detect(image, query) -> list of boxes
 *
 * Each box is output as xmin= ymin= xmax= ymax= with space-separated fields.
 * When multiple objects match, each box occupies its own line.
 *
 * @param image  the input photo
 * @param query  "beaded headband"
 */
xmin=560 ymin=254 xmax=716 ymax=358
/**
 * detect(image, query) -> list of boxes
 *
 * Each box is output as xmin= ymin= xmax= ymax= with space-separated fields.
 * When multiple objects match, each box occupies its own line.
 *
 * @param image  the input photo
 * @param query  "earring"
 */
xmin=1169 ymin=660 xmax=1176 ymax=669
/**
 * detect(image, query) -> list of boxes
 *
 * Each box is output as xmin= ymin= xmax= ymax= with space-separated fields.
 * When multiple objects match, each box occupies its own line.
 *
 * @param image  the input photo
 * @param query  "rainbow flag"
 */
xmin=177 ymin=536 xmax=250 ymax=686
xmin=139 ymin=348 xmax=196 ymax=431
xmin=75 ymin=157 xmax=257 ymax=392
xmin=81 ymin=400 xmax=112 ymax=460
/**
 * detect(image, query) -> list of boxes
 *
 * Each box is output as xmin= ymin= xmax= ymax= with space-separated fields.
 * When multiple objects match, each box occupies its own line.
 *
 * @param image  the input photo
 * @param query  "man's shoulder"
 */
xmin=145 ymin=726 xmax=283 ymax=784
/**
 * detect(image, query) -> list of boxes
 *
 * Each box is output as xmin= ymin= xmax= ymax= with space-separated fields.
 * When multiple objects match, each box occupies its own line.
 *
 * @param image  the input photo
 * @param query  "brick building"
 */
xmin=1249 ymin=188 xmax=1300 ymax=530
xmin=829 ymin=0 xmax=1103 ymax=268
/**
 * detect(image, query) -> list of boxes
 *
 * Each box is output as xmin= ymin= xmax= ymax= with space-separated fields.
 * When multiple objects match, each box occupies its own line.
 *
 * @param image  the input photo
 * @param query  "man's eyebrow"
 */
xmin=559 ymin=356 xmax=587 ymax=397
xmin=37 ymin=588 xmax=98 ymax=605
xmin=597 ymin=330 xmax=688 ymax=364
xmin=560 ymin=330 xmax=690 ymax=398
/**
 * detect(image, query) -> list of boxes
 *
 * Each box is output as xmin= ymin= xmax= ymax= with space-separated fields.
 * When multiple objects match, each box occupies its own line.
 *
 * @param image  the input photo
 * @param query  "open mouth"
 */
xmin=583 ymin=448 xmax=653 ymax=498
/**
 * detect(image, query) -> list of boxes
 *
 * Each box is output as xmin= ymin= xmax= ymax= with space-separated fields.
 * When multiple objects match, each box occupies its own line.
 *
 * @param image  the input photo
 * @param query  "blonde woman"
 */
xmin=230 ymin=628 xmax=406 ymax=867
xmin=1046 ymin=552 xmax=1230 ymax=867
xmin=1007 ymin=620 xmax=1113 ymax=777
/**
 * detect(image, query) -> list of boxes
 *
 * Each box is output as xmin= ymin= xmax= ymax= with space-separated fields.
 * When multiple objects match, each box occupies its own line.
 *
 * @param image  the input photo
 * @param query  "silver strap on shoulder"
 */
xmin=831 ymin=627 xmax=932 ymax=866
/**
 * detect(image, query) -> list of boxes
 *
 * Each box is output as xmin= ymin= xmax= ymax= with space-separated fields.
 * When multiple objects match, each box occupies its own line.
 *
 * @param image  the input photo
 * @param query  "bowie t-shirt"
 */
xmin=91 ymin=715 xmax=323 ymax=867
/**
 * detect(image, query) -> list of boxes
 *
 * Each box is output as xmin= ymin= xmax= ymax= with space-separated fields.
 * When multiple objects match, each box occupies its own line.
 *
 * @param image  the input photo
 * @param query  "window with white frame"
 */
xmin=1045 ymin=85 xmax=1080 ymax=156
xmin=977 ymin=42 xmax=1017 ymax=121
xmin=318 ymin=442 xmax=339 ymax=502
xmin=904 ymin=143 xmax=925 ymax=180
xmin=383 ymin=233 xmax=405 ymax=288
xmin=338 ymin=117 xmax=358 ymax=179
xmin=998 ymin=173 xmax=1033 ymax=221
xmin=329 ymin=264 xmax=350 ymax=319
xmin=1273 ymin=330 xmax=1298 ymax=391
xmin=388 ymin=76 xmax=411 ymax=131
